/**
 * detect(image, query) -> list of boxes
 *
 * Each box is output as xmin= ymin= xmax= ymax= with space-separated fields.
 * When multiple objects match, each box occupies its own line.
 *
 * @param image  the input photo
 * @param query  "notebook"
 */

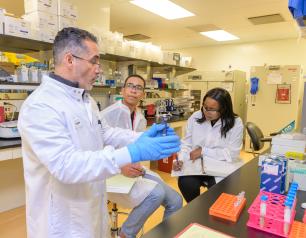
xmin=106 ymin=174 xmax=137 ymax=194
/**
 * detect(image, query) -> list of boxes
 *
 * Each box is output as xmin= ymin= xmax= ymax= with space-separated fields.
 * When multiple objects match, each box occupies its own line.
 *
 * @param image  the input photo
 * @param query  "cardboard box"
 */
xmin=0 ymin=62 xmax=15 ymax=75
xmin=4 ymin=16 xmax=31 ymax=38
xmin=58 ymin=15 xmax=77 ymax=31
xmin=24 ymin=0 xmax=58 ymax=15
xmin=0 ymin=9 xmax=5 ymax=34
xmin=23 ymin=11 xmax=58 ymax=32
xmin=260 ymin=156 xmax=287 ymax=194
xmin=58 ymin=0 xmax=78 ymax=19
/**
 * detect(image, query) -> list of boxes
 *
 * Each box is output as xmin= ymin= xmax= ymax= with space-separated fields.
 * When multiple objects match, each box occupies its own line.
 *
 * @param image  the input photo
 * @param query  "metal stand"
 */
xmin=110 ymin=203 xmax=119 ymax=238
xmin=109 ymin=202 xmax=144 ymax=238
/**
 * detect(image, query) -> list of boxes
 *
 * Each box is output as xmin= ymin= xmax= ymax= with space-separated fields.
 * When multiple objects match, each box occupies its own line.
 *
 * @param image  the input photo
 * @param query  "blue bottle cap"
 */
xmin=284 ymin=199 xmax=293 ymax=207
xmin=261 ymin=195 xmax=268 ymax=201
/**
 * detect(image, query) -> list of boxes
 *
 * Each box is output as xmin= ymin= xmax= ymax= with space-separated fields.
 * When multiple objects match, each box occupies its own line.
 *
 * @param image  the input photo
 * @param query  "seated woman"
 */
xmin=173 ymin=87 xmax=243 ymax=203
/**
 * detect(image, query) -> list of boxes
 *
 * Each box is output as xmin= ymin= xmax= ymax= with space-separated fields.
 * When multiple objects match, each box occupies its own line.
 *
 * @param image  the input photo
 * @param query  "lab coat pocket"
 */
xmin=69 ymin=198 xmax=100 ymax=238
xmin=49 ymin=193 xmax=70 ymax=237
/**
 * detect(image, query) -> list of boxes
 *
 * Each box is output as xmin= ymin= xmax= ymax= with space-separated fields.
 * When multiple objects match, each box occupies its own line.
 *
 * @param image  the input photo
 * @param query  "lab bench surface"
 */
xmin=143 ymin=157 xmax=306 ymax=238
xmin=0 ymin=138 xmax=21 ymax=149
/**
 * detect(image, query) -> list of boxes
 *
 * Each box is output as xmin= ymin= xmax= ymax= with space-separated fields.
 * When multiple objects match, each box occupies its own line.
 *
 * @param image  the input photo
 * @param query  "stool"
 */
xmin=109 ymin=201 xmax=144 ymax=238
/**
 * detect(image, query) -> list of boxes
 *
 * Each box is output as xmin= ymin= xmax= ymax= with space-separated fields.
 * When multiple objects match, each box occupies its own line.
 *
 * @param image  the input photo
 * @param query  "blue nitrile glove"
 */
xmin=142 ymin=123 xmax=176 ymax=137
xmin=128 ymin=124 xmax=181 ymax=163
xmin=250 ymin=77 xmax=259 ymax=95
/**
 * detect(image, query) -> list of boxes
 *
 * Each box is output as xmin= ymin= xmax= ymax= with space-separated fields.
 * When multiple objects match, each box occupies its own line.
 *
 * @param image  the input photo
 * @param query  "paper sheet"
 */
xmin=106 ymin=174 xmax=137 ymax=194
xmin=171 ymin=158 xmax=244 ymax=177
xmin=175 ymin=223 xmax=234 ymax=238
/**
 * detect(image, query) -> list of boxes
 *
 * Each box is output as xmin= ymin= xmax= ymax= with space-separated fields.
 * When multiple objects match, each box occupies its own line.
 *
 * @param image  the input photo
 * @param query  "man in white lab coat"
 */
xmin=101 ymin=75 xmax=183 ymax=238
xmin=17 ymin=27 xmax=180 ymax=238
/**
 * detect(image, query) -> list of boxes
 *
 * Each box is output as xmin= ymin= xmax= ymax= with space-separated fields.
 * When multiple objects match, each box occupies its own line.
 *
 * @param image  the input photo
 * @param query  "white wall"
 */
xmin=72 ymin=0 xmax=110 ymax=32
xmin=178 ymin=38 xmax=306 ymax=77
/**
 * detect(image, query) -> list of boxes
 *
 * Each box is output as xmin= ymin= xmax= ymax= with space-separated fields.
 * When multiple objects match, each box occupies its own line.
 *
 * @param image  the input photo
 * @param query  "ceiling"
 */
xmin=109 ymin=0 xmax=298 ymax=50
xmin=0 ymin=0 xmax=299 ymax=50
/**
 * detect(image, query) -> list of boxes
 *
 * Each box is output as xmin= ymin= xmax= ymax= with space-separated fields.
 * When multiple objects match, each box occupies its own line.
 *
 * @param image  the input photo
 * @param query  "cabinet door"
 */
xmin=184 ymin=81 xmax=208 ymax=111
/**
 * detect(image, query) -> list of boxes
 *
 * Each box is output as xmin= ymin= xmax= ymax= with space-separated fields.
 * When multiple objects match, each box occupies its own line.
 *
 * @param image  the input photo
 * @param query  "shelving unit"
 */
xmin=100 ymin=53 xmax=196 ymax=76
xmin=0 ymin=34 xmax=52 ymax=53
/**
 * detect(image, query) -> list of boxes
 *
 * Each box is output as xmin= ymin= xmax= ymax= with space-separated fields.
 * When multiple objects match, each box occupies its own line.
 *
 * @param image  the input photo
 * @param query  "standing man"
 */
xmin=101 ymin=74 xmax=183 ymax=238
xmin=18 ymin=27 xmax=180 ymax=238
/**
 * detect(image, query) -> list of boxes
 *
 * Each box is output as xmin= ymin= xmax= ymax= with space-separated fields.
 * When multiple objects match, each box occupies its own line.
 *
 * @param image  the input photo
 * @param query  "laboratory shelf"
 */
xmin=0 ymin=34 xmax=52 ymax=53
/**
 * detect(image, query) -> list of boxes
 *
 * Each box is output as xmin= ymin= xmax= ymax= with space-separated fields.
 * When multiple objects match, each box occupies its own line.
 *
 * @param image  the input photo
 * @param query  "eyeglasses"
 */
xmin=71 ymin=54 xmax=101 ymax=68
xmin=202 ymin=106 xmax=219 ymax=114
xmin=125 ymin=83 xmax=144 ymax=92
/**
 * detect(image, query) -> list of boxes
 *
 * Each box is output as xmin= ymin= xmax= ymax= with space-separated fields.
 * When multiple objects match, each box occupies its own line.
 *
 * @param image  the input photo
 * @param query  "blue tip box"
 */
xmin=260 ymin=156 xmax=287 ymax=194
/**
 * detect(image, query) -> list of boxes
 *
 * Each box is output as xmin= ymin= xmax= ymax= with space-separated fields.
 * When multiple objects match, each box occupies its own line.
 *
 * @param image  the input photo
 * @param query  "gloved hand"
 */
xmin=250 ymin=77 xmax=259 ymax=95
xmin=142 ymin=123 xmax=175 ymax=137
xmin=128 ymin=124 xmax=181 ymax=163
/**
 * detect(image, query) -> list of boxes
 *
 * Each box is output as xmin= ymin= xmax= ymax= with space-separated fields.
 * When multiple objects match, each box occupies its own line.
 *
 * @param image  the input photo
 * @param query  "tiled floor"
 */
xmin=0 ymin=151 xmax=254 ymax=238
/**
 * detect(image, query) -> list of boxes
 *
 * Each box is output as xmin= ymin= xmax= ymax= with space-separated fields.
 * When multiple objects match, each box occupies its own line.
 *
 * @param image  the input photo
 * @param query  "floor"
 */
xmin=0 ymin=151 xmax=254 ymax=238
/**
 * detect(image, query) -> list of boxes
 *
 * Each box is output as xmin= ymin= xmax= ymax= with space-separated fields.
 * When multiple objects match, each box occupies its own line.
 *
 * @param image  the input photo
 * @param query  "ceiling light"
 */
xmin=130 ymin=0 xmax=195 ymax=20
xmin=200 ymin=30 xmax=239 ymax=41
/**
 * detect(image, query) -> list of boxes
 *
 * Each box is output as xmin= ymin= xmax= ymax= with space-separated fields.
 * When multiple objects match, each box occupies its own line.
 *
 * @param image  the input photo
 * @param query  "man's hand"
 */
xmin=190 ymin=147 xmax=202 ymax=163
xmin=172 ymin=160 xmax=183 ymax=171
xmin=121 ymin=163 xmax=144 ymax=178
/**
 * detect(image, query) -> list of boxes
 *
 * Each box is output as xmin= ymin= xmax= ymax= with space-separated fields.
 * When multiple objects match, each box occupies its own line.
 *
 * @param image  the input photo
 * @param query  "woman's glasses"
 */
xmin=202 ymin=106 xmax=219 ymax=114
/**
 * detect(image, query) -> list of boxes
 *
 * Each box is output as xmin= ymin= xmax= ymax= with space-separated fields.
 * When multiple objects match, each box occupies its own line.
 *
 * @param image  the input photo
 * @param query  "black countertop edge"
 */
xmin=0 ymin=138 xmax=21 ymax=149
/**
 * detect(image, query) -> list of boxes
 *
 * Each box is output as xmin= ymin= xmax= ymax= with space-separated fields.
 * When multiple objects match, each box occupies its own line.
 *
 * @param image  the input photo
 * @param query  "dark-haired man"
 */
xmin=18 ymin=27 xmax=180 ymax=238
xmin=102 ymin=74 xmax=182 ymax=238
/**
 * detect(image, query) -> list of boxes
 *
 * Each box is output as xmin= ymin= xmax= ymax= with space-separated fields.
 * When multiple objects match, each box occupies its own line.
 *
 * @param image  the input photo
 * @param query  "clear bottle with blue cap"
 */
xmin=260 ymin=194 xmax=268 ymax=228
xmin=284 ymin=198 xmax=293 ymax=235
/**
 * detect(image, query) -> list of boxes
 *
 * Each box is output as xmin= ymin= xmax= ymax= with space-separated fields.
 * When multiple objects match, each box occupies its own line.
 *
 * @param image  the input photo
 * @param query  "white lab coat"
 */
xmin=100 ymin=100 xmax=158 ymax=208
xmin=178 ymin=110 xmax=244 ymax=182
xmin=18 ymin=75 xmax=140 ymax=238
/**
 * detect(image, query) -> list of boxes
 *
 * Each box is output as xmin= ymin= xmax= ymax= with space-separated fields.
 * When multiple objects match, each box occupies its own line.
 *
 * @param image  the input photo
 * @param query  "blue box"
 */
xmin=260 ymin=156 xmax=287 ymax=194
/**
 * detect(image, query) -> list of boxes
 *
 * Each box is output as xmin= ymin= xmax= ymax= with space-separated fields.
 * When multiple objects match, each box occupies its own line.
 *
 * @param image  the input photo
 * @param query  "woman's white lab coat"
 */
xmin=18 ymin=75 xmax=139 ymax=238
xmin=178 ymin=111 xmax=244 ymax=182
xmin=100 ymin=100 xmax=158 ymax=208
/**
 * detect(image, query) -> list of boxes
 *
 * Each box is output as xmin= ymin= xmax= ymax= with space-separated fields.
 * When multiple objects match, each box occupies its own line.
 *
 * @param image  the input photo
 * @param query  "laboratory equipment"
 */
xmin=182 ymin=70 xmax=246 ymax=122
xmin=160 ymin=113 xmax=171 ymax=136
xmin=260 ymin=195 xmax=268 ymax=228
xmin=284 ymin=199 xmax=293 ymax=235
xmin=0 ymin=120 xmax=20 ymax=138
xmin=234 ymin=191 xmax=245 ymax=207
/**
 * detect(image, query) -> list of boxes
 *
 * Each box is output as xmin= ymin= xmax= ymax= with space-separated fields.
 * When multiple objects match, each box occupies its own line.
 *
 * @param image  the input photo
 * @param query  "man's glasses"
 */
xmin=72 ymin=54 xmax=101 ymax=68
xmin=202 ymin=106 xmax=219 ymax=114
xmin=125 ymin=83 xmax=144 ymax=92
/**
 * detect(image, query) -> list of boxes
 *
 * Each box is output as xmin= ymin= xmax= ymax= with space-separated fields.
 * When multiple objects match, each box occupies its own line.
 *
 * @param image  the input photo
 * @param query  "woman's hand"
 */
xmin=190 ymin=147 xmax=202 ymax=163
xmin=172 ymin=160 xmax=183 ymax=171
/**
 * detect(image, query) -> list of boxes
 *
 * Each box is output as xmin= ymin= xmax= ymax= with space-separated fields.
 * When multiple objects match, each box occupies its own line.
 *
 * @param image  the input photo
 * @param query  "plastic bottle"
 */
xmin=260 ymin=195 xmax=268 ymax=228
xmin=283 ymin=199 xmax=293 ymax=235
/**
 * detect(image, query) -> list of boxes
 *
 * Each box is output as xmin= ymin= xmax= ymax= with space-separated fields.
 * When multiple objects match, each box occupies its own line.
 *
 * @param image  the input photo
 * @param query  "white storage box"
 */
xmin=23 ymin=11 xmax=58 ymax=32
xmin=0 ymin=9 xmax=5 ymax=34
xmin=58 ymin=16 xmax=77 ymax=30
xmin=4 ymin=16 xmax=31 ymax=38
xmin=24 ymin=0 xmax=58 ymax=15
xmin=271 ymin=133 xmax=306 ymax=155
xmin=58 ymin=0 xmax=78 ymax=19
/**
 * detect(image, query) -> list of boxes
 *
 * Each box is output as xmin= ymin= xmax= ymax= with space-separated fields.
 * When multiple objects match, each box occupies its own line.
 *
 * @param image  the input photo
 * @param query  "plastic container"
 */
xmin=260 ymin=195 xmax=268 ymax=228
xmin=284 ymin=200 xmax=293 ymax=235
xmin=247 ymin=191 xmax=296 ymax=237
xmin=209 ymin=192 xmax=246 ymax=222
